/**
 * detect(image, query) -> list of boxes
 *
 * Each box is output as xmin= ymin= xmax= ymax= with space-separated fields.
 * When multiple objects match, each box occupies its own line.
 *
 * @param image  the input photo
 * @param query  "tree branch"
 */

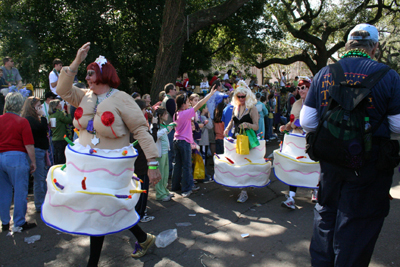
xmin=327 ymin=41 xmax=345 ymax=56
xmin=255 ymin=52 xmax=313 ymax=69
xmin=188 ymin=0 xmax=251 ymax=35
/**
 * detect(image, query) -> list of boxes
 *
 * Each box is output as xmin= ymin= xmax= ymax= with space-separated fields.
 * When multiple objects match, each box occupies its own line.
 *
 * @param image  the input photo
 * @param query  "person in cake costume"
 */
xmin=41 ymin=42 xmax=162 ymax=266
xmin=218 ymin=81 xmax=271 ymax=203
xmin=273 ymin=80 xmax=320 ymax=210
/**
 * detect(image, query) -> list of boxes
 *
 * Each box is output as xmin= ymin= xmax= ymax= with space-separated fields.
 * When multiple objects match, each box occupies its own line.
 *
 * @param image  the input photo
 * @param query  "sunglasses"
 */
xmin=297 ymin=85 xmax=308 ymax=91
xmin=237 ymin=95 xmax=246 ymax=99
xmin=87 ymin=70 xmax=96 ymax=77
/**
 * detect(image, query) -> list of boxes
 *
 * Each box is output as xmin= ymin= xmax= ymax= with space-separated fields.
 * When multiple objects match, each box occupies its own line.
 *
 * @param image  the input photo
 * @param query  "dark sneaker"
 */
xmin=2 ymin=224 xmax=10 ymax=231
xmin=21 ymin=222 xmax=37 ymax=231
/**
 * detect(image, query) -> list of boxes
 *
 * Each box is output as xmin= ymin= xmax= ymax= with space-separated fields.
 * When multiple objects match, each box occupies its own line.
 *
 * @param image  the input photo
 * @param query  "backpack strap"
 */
xmin=361 ymin=66 xmax=391 ymax=134
xmin=360 ymin=66 xmax=391 ymax=90
xmin=329 ymin=62 xmax=347 ymax=86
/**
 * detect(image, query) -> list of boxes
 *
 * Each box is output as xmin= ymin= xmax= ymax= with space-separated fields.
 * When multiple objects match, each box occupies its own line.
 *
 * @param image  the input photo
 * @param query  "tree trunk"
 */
xmin=150 ymin=0 xmax=186 ymax=102
xmin=150 ymin=0 xmax=251 ymax=102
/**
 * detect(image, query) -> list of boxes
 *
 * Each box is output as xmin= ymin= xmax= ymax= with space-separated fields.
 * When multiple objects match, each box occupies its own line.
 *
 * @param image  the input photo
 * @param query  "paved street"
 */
xmin=1 ymin=141 xmax=399 ymax=267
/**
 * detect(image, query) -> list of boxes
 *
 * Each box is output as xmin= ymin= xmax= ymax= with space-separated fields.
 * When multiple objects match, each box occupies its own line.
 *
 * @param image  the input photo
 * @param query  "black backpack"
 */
xmin=305 ymin=62 xmax=390 ymax=170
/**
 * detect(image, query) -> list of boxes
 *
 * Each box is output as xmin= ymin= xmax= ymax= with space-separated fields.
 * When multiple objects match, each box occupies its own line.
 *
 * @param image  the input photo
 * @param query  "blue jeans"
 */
xmin=32 ymin=148 xmax=48 ymax=211
xmin=0 ymin=151 xmax=30 ymax=227
xmin=171 ymin=140 xmax=193 ymax=193
xmin=167 ymin=129 xmax=175 ymax=177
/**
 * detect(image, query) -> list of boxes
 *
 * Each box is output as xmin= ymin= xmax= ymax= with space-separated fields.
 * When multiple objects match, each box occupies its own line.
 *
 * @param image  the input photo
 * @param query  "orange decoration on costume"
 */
xmin=122 ymin=150 xmax=128 ymax=156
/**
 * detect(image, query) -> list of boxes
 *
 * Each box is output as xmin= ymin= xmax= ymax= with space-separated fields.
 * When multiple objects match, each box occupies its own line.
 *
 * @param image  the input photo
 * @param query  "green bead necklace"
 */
xmin=341 ymin=49 xmax=371 ymax=59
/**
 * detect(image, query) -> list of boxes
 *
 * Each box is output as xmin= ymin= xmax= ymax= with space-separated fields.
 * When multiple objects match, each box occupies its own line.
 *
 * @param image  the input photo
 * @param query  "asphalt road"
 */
xmin=1 ymin=140 xmax=399 ymax=267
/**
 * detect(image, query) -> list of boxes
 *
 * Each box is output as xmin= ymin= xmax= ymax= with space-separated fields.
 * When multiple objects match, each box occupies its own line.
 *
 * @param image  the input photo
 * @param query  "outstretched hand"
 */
xmin=209 ymin=85 xmax=218 ymax=96
xmin=76 ymin=42 xmax=91 ymax=64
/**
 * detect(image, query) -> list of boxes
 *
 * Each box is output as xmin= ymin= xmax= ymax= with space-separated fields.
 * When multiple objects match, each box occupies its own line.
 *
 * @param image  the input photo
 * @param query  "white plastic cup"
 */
xmin=50 ymin=118 xmax=56 ymax=127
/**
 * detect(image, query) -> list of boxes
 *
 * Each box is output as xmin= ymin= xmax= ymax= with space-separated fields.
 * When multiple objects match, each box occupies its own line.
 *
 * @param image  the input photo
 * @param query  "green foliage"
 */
xmin=0 ymin=0 xmax=280 ymax=92
xmin=0 ymin=0 xmax=164 ymax=93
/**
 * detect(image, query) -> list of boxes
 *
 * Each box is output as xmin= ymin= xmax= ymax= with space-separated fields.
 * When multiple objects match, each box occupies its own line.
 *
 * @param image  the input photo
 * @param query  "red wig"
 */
xmin=87 ymin=61 xmax=120 ymax=88
xmin=298 ymin=80 xmax=311 ymax=88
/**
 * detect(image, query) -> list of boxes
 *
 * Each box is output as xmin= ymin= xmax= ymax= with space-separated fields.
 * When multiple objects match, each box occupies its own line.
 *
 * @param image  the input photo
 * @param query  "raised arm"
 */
xmin=193 ymin=86 xmax=217 ymax=112
xmin=57 ymin=43 xmax=91 ymax=107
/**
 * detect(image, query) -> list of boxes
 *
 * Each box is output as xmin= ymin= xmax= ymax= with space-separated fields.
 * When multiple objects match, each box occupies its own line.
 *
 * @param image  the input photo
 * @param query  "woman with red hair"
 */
xmin=279 ymin=80 xmax=318 ymax=209
xmin=42 ymin=43 xmax=162 ymax=266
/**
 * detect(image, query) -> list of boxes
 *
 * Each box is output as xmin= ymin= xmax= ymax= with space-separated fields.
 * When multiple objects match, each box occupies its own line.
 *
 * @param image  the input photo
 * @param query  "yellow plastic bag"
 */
xmin=192 ymin=150 xmax=205 ymax=180
xmin=236 ymin=126 xmax=250 ymax=155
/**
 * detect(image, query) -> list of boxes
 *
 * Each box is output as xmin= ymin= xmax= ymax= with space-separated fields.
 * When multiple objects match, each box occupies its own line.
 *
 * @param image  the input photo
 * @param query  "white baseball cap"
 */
xmin=348 ymin=24 xmax=379 ymax=43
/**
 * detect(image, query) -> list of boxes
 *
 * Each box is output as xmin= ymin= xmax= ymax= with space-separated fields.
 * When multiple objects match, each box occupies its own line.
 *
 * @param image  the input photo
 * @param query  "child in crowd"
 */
xmin=198 ymin=104 xmax=213 ymax=182
xmin=214 ymin=101 xmax=226 ymax=155
xmin=151 ymin=107 xmax=176 ymax=202
xmin=200 ymin=77 xmax=209 ymax=94
xmin=255 ymin=93 xmax=268 ymax=139
xmin=171 ymin=87 xmax=217 ymax=197
xmin=189 ymin=94 xmax=204 ymax=142
xmin=48 ymin=99 xmax=72 ymax=164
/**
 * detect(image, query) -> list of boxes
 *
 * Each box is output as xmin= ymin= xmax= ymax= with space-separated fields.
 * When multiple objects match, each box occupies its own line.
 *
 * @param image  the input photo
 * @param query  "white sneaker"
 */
xmin=161 ymin=195 xmax=171 ymax=202
xmin=281 ymin=195 xmax=295 ymax=210
xmin=140 ymin=215 xmax=155 ymax=223
xmin=311 ymin=189 xmax=318 ymax=203
xmin=237 ymin=190 xmax=248 ymax=203
xmin=192 ymin=185 xmax=200 ymax=191
xmin=182 ymin=191 xmax=192 ymax=197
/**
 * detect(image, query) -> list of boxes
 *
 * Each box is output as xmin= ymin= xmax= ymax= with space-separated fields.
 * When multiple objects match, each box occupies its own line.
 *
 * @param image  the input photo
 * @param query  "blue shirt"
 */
xmin=222 ymin=103 xmax=234 ymax=137
xmin=304 ymin=57 xmax=400 ymax=138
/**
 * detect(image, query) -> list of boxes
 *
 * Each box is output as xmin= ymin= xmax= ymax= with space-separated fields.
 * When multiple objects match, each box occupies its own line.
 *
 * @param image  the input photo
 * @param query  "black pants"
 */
xmin=52 ymin=140 xmax=67 ymax=165
xmin=309 ymin=161 xmax=393 ymax=267
xmin=135 ymin=174 xmax=149 ymax=218
xmin=87 ymin=225 xmax=147 ymax=267
xmin=289 ymin=186 xmax=298 ymax=193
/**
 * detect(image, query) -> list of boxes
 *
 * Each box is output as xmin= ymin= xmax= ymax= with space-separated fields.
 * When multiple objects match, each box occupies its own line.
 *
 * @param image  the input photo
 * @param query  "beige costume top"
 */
xmin=57 ymin=67 xmax=158 ymax=159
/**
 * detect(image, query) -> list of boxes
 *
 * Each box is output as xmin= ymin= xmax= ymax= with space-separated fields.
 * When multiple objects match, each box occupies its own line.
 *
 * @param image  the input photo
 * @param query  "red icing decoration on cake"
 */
xmin=82 ymin=177 xmax=87 ymax=190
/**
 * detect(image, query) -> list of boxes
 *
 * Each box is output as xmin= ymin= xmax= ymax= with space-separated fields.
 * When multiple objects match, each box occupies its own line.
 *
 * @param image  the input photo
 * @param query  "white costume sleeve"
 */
xmin=300 ymin=105 xmax=319 ymax=133
xmin=388 ymin=114 xmax=400 ymax=134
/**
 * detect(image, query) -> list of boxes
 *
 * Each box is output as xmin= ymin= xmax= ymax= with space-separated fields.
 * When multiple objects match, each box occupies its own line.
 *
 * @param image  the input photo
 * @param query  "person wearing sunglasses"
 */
xmin=279 ymin=80 xmax=318 ymax=209
xmin=41 ymin=42 xmax=162 ymax=265
xmin=224 ymin=81 xmax=259 ymax=203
